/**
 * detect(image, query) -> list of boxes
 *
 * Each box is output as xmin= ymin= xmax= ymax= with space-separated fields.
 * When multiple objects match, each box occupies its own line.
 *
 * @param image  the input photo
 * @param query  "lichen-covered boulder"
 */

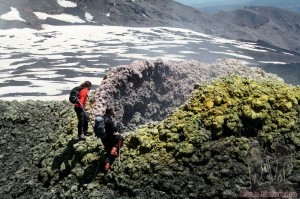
xmin=93 ymin=59 xmax=282 ymax=131
xmin=2 ymin=73 xmax=299 ymax=198
xmin=184 ymin=75 xmax=300 ymax=143
xmin=39 ymin=75 xmax=299 ymax=198
xmin=106 ymin=75 xmax=300 ymax=198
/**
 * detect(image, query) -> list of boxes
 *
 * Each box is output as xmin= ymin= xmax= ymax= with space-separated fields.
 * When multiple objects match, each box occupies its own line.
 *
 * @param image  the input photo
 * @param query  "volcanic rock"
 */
xmin=93 ymin=59 xmax=282 ymax=131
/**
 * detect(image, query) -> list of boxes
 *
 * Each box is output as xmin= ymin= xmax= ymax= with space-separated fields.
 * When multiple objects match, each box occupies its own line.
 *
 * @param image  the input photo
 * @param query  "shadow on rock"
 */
xmin=79 ymin=151 xmax=111 ymax=185
xmin=50 ymin=137 xmax=115 ymax=186
xmin=52 ymin=139 xmax=79 ymax=169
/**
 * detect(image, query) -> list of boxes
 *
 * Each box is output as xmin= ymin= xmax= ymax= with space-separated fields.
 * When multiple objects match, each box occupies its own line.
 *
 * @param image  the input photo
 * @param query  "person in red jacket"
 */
xmin=74 ymin=81 xmax=92 ymax=140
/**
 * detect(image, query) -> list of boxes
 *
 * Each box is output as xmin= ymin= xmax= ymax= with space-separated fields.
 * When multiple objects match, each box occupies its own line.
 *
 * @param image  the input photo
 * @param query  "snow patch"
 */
xmin=85 ymin=12 xmax=95 ymax=23
xmin=0 ymin=7 xmax=26 ymax=22
xmin=0 ymin=25 xmax=296 ymax=100
xmin=258 ymin=61 xmax=287 ymax=65
xmin=57 ymin=0 xmax=77 ymax=8
xmin=34 ymin=12 xmax=85 ymax=23
xmin=283 ymin=52 xmax=294 ymax=56
xmin=210 ymin=51 xmax=254 ymax=60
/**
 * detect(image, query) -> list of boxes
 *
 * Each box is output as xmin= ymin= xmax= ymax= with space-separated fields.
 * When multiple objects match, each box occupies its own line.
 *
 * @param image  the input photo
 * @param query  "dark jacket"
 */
xmin=102 ymin=114 xmax=119 ymax=151
xmin=104 ymin=115 xmax=118 ymax=136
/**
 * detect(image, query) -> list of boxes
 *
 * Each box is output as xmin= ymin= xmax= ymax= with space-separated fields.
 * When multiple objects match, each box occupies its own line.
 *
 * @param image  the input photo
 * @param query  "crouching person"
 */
xmin=94 ymin=107 xmax=124 ymax=171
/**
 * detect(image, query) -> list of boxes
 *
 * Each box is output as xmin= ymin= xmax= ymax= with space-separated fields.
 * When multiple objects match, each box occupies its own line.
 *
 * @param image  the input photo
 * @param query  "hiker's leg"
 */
xmin=100 ymin=138 xmax=112 ymax=170
xmin=104 ymin=153 xmax=111 ymax=171
xmin=82 ymin=111 xmax=88 ymax=133
xmin=105 ymin=153 xmax=110 ymax=164
xmin=102 ymin=139 xmax=115 ymax=160
xmin=75 ymin=107 xmax=84 ymax=138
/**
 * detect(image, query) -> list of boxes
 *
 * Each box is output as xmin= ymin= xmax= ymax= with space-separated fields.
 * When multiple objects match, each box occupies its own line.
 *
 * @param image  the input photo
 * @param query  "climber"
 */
xmin=74 ymin=81 xmax=92 ymax=140
xmin=101 ymin=107 xmax=124 ymax=171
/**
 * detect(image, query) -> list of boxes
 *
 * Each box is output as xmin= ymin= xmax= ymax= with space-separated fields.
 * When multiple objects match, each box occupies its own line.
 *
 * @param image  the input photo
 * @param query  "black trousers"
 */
xmin=74 ymin=107 xmax=88 ymax=138
xmin=101 ymin=134 xmax=124 ymax=164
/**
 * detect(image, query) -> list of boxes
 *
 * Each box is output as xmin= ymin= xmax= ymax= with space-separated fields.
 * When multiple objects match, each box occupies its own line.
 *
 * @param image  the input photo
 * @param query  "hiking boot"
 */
xmin=110 ymin=147 xmax=118 ymax=157
xmin=84 ymin=131 xmax=92 ymax=136
xmin=104 ymin=163 xmax=110 ymax=171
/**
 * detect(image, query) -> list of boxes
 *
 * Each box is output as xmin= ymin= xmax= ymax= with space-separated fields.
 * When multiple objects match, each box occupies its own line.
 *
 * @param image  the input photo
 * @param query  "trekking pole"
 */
xmin=114 ymin=137 xmax=121 ymax=168
xmin=117 ymin=123 xmax=123 ymax=167
xmin=118 ymin=136 xmax=121 ymax=166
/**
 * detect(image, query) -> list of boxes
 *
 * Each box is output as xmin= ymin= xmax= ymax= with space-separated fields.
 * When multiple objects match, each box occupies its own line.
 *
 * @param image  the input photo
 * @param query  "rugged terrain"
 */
xmin=1 ymin=60 xmax=299 ymax=198
xmin=93 ymin=59 xmax=281 ymax=131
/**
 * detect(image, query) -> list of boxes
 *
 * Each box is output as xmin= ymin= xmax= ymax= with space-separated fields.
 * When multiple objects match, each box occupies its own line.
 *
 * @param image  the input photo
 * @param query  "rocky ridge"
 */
xmin=0 ymin=59 xmax=299 ymax=198
xmin=111 ymin=75 xmax=300 ymax=198
xmin=93 ymin=59 xmax=282 ymax=131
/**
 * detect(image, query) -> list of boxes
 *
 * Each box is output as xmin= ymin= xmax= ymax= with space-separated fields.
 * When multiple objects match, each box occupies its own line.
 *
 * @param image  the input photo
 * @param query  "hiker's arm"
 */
xmin=78 ymin=89 xmax=88 ymax=108
xmin=107 ymin=119 xmax=118 ymax=132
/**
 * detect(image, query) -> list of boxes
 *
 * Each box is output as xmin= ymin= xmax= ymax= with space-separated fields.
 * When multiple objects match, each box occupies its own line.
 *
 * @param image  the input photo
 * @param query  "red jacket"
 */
xmin=75 ymin=87 xmax=89 ymax=108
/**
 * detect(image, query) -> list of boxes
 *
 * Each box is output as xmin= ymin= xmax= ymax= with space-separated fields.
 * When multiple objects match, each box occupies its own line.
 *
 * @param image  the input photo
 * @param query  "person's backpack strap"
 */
xmin=69 ymin=86 xmax=83 ymax=104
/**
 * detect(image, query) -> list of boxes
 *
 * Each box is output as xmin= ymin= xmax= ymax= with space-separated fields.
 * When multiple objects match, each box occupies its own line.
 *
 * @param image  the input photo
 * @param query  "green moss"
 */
xmin=174 ymin=143 xmax=194 ymax=157
xmin=118 ymin=75 xmax=300 ymax=180
xmin=82 ymin=152 xmax=99 ymax=164
xmin=41 ymin=75 xmax=300 ymax=197
xmin=291 ymin=132 xmax=300 ymax=147
xmin=73 ymin=138 xmax=100 ymax=157
xmin=183 ymin=75 xmax=300 ymax=141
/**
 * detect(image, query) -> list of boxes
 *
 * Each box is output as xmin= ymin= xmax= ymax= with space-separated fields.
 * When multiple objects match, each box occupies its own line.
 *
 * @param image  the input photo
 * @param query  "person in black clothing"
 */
xmin=101 ymin=107 xmax=124 ymax=171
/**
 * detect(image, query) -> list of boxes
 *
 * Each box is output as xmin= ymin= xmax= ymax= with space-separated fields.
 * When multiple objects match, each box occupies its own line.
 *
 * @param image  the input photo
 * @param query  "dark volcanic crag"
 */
xmin=93 ymin=59 xmax=282 ymax=131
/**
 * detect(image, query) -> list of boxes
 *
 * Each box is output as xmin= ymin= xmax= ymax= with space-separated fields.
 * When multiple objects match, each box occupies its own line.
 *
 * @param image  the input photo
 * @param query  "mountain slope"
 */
xmin=213 ymin=6 xmax=300 ymax=53
xmin=0 ymin=0 xmax=206 ymax=29
xmin=187 ymin=0 xmax=300 ymax=13
xmin=0 ymin=0 xmax=299 ymax=53
xmin=249 ymin=0 xmax=300 ymax=13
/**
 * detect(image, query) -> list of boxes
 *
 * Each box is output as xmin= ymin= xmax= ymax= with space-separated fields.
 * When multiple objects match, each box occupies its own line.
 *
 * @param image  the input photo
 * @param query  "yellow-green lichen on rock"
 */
xmin=127 ymin=76 xmax=298 ymax=146
xmin=183 ymin=75 xmax=300 ymax=142
xmin=32 ymin=74 xmax=300 ymax=199
xmin=118 ymin=75 xmax=300 ymax=192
